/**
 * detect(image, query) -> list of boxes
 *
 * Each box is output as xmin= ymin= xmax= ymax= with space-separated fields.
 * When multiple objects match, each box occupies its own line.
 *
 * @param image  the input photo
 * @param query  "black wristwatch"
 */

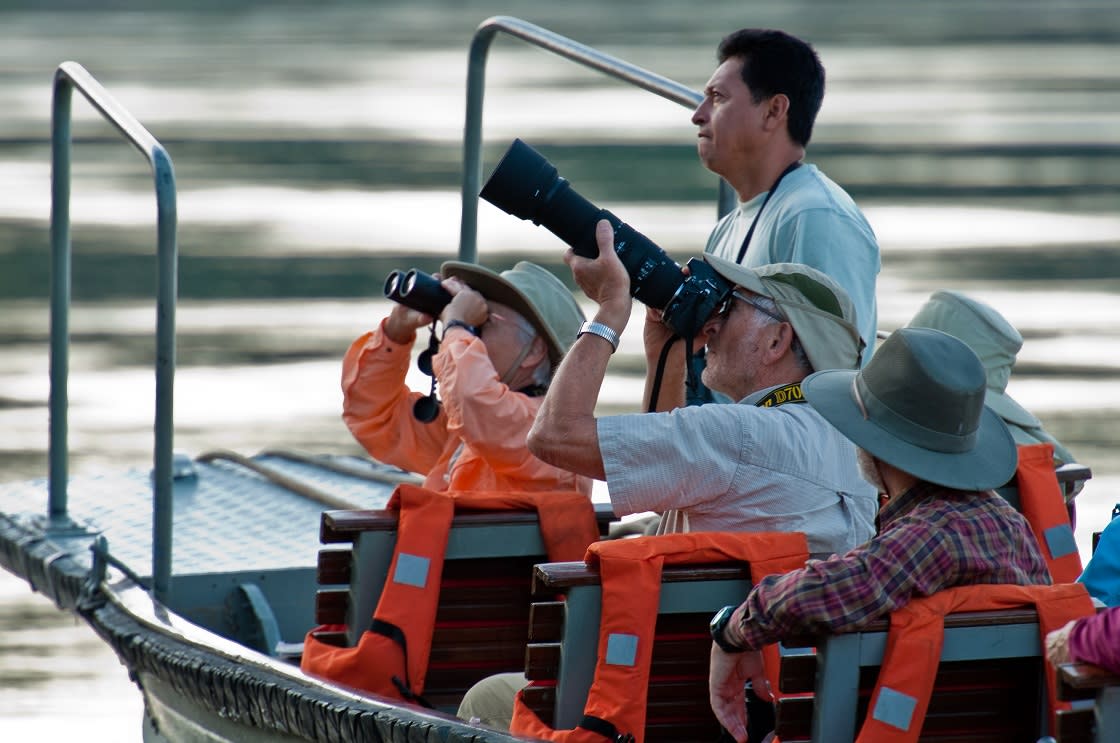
xmin=710 ymin=605 xmax=748 ymax=653
xmin=442 ymin=319 xmax=480 ymax=339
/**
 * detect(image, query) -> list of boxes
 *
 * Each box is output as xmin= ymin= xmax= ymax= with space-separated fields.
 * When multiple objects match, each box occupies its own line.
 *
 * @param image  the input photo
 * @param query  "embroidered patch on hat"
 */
xmin=605 ymin=633 xmax=639 ymax=666
xmin=872 ymin=686 xmax=918 ymax=731
xmin=1044 ymin=523 xmax=1079 ymax=559
xmin=393 ymin=552 xmax=430 ymax=588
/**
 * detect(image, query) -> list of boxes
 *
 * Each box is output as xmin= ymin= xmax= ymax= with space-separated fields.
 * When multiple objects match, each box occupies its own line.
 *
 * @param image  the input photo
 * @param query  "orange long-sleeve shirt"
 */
xmin=341 ymin=320 xmax=591 ymax=496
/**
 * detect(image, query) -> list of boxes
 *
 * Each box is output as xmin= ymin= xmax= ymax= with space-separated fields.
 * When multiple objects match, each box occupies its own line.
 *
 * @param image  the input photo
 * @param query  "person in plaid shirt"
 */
xmin=708 ymin=327 xmax=1051 ymax=742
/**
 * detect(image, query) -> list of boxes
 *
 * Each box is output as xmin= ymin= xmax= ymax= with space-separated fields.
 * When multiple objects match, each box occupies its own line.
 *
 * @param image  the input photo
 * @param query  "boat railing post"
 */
xmin=49 ymin=62 xmax=178 ymax=603
xmin=459 ymin=16 xmax=734 ymax=263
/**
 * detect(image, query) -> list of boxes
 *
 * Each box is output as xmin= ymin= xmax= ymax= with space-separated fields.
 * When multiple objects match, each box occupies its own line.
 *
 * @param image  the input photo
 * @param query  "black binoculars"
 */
xmin=382 ymin=268 xmax=455 ymax=424
xmin=383 ymin=269 xmax=452 ymax=318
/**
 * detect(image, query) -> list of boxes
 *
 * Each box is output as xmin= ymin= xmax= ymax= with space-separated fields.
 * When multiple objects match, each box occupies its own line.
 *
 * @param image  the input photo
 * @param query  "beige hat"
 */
xmin=905 ymin=290 xmax=1040 ymax=428
xmin=703 ymin=255 xmax=864 ymax=371
xmin=440 ymin=260 xmax=585 ymax=366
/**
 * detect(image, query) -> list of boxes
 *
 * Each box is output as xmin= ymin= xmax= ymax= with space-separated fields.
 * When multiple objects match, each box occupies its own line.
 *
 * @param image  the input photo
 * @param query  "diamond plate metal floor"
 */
xmin=0 ymin=452 xmax=409 ymax=580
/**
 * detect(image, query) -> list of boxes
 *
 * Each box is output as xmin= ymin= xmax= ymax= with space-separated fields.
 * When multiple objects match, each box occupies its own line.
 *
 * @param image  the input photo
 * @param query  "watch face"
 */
xmin=710 ymin=606 xmax=731 ymax=634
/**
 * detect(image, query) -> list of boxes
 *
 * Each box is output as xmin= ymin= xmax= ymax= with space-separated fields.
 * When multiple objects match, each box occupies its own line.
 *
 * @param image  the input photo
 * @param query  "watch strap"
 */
xmin=577 ymin=320 xmax=621 ymax=352
xmin=443 ymin=319 xmax=480 ymax=339
xmin=711 ymin=605 xmax=748 ymax=653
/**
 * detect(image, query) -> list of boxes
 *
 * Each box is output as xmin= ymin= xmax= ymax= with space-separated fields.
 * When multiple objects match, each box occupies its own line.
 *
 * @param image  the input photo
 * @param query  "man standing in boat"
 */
xmin=341 ymin=260 xmax=592 ymax=496
xmin=693 ymin=28 xmax=880 ymax=363
xmin=707 ymin=327 xmax=1053 ymax=742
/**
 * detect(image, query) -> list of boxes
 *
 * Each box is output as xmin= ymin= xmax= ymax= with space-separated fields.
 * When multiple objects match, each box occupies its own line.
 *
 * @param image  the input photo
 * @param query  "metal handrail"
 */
xmin=458 ymin=15 xmax=735 ymax=263
xmin=49 ymin=61 xmax=178 ymax=602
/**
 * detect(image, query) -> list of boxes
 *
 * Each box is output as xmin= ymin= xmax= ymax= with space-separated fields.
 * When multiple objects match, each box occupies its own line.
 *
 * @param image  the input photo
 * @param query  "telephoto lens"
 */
xmin=383 ymin=269 xmax=452 ymax=317
xmin=480 ymin=138 xmax=730 ymax=338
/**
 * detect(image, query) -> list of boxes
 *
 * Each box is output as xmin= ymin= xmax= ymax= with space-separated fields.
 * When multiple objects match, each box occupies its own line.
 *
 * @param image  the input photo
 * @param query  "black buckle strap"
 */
xmin=579 ymin=714 xmax=635 ymax=742
xmin=370 ymin=618 xmax=433 ymax=708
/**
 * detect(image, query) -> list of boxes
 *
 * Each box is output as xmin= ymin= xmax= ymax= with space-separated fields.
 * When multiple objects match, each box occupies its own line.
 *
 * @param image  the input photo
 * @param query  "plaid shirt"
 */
xmin=731 ymin=481 xmax=1052 ymax=650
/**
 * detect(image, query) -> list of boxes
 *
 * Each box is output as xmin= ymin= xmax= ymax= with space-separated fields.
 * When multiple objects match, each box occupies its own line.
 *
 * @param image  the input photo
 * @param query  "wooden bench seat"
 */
xmin=521 ymin=559 xmax=756 ymax=741
xmin=1056 ymin=661 xmax=1120 ymax=743
xmin=774 ymin=606 xmax=1091 ymax=743
xmin=307 ymin=502 xmax=614 ymax=712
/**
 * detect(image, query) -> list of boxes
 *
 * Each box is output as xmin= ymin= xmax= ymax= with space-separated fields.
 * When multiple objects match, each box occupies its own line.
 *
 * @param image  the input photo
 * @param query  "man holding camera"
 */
xmin=693 ymin=28 xmax=880 ymax=358
xmin=454 ymin=222 xmax=875 ymax=731
xmin=528 ymin=220 xmax=876 ymax=555
xmin=341 ymin=260 xmax=591 ymax=495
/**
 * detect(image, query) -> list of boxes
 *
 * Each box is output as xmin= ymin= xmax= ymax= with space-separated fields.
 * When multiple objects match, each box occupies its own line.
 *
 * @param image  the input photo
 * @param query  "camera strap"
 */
xmin=645 ymin=335 xmax=682 ymax=413
xmin=734 ymin=160 xmax=802 ymax=264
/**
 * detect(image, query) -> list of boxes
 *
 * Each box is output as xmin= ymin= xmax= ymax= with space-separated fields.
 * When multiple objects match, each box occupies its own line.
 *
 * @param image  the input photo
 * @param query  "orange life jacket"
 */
xmin=854 ymin=582 xmax=1094 ymax=743
xmin=299 ymin=484 xmax=600 ymax=702
xmin=1015 ymin=442 xmax=1082 ymax=583
xmin=509 ymin=531 xmax=810 ymax=743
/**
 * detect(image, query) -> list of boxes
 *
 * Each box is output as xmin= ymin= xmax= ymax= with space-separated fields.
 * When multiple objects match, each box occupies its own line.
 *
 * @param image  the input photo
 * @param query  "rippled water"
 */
xmin=1 ymin=1 xmax=1118 ymax=739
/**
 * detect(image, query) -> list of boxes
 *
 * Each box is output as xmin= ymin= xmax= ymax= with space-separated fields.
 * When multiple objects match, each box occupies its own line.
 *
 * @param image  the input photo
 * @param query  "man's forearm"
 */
xmin=528 ymin=309 xmax=627 ymax=480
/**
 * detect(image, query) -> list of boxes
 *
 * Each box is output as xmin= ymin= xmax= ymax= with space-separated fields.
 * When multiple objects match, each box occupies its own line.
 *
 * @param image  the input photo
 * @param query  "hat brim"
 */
xmin=440 ymin=261 xmax=563 ymax=364
xmin=802 ymin=368 xmax=1019 ymax=491
xmin=984 ymin=388 xmax=1041 ymax=428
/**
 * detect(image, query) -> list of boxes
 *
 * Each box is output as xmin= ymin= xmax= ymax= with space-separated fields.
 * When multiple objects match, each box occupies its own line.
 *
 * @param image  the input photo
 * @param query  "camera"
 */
xmin=384 ymin=268 xmax=452 ymax=317
xmin=480 ymin=138 xmax=730 ymax=338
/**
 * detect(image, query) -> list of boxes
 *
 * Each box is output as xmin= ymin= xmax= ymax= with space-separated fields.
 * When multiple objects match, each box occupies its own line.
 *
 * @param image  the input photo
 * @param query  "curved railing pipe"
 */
xmin=50 ymin=61 xmax=178 ymax=602
xmin=458 ymin=15 xmax=735 ymax=263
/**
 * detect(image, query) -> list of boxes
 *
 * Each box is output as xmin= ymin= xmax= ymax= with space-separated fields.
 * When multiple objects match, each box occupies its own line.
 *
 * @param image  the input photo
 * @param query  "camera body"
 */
xmin=480 ymin=138 xmax=730 ymax=338
xmin=384 ymin=268 xmax=452 ymax=317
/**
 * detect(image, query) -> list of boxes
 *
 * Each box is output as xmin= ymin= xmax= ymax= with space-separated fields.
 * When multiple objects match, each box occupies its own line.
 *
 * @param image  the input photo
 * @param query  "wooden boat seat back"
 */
xmin=521 ymin=559 xmax=759 ymax=741
xmin=774 ymin=606 xmax=1094 ymax=743
xmin=311 ymin=503 xmax=614 ymax=712
xmin=1055 ymin=660 xmax=1120 ymax=743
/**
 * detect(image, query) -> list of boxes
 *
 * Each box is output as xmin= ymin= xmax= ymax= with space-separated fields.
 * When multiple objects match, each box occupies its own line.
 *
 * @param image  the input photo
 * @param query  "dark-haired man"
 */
xmin=694 ymin=28 xmax=880 ymax=358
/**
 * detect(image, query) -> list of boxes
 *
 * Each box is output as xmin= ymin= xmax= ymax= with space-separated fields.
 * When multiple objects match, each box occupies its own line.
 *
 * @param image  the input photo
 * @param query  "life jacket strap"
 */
xmin=370 ymin=617 xmax=434 ymax=708
xmin=579 ymin=714 xmax=636 ymax=742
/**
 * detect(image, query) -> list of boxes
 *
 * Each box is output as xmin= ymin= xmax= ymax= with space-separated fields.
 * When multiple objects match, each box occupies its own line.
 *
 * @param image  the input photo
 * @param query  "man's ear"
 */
xmin=762 ymin=322 xmax=795 ymax=364
xmin=520 ymin=335 xmax=549 ymax=369
xmin=762 ymin=94 xmax=790 ymax=132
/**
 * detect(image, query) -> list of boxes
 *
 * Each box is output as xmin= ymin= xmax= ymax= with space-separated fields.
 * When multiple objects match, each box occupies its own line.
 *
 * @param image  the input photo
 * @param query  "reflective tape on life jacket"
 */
xmin=855 ymin=582 xmax=1094 ymax=743
xmin=300 ymin=483 xmax=599 ymax=701
xmin=510 ymin=531 xmax=810 ymax=743
xmin=1016 ymin=442 xmax=1083 ymax=583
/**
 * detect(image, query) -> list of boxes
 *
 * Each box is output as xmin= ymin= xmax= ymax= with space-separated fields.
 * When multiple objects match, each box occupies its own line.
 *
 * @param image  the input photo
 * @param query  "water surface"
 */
xmin=1 ymin=2 xmax=1118 ymax=739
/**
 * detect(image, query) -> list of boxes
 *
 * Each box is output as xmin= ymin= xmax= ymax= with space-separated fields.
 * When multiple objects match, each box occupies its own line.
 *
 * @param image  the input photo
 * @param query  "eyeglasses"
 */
xmin=715 ymin=291 xmax=787 ymax=323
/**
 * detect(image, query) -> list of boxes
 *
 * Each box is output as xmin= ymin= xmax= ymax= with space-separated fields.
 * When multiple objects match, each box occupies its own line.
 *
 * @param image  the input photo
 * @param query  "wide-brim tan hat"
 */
xmin=440 ymin=260 xmax=585 ymax=366
xmin=906 ymin=289 xmax=1041 ymax=428
xmin=704 ymin=255 xmax=864 ymax=371
xmin=801 ymin=327 xmax=1017 ymax=491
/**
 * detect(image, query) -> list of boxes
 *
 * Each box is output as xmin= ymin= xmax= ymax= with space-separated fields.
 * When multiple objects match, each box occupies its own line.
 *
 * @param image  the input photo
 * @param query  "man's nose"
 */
xmin=691 ymin=101 xmax=707 ymax=125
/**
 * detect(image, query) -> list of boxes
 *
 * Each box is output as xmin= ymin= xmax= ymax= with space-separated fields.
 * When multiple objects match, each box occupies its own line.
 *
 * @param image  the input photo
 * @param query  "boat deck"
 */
xmin=0 ymin=451 xmax=408 ymax=580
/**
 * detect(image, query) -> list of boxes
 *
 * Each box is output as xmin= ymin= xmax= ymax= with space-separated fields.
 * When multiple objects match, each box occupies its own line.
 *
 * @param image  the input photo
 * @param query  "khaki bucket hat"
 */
xmin=905 ymin=289 xmax=1040 ymax=428
xmin=801 ymin=327 xmax=1017 ymax=491
xmin=440 ymin=260 xmax=585 ymax=366
xmin=703 ymin=255 xmax=864 ymax=371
